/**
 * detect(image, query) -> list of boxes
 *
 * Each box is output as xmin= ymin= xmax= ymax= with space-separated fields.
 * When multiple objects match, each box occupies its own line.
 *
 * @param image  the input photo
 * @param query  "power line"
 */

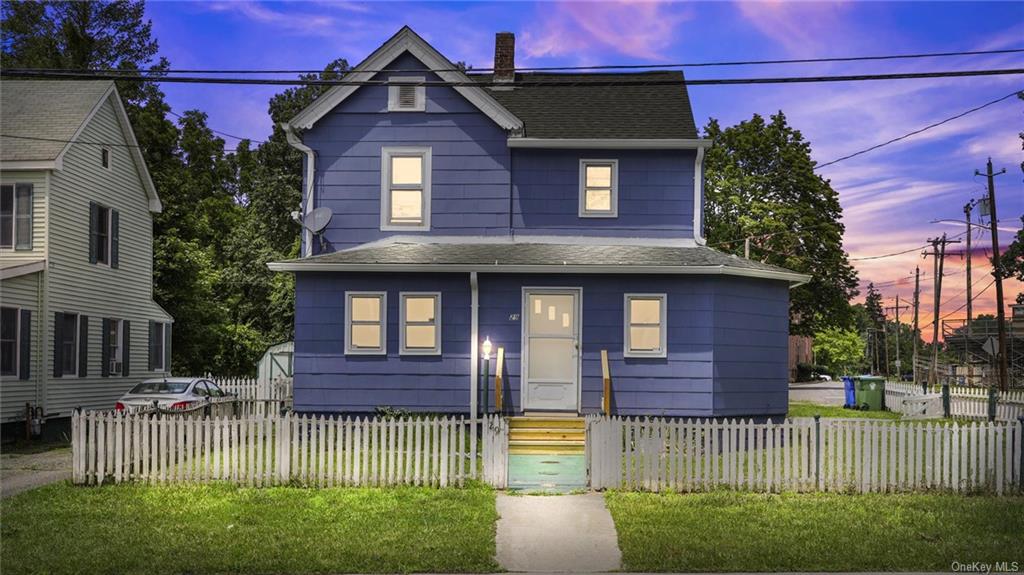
xmin=817 ymin=90 xmax=1023 ymax=168
xmin=10 ymin=47 xmax=1023 ymax=75
xmin=848 ymin=230 xmax=970 ymax=261
xmin=3 ymin=68 xmax=1023 ymax=87
xmin=940 ymin=278 xmax=996 ymax=320
xmin=166 ymin=109 xmax=265 ymax=144
xmin=0 ymin=132 xmax=243 ymax=153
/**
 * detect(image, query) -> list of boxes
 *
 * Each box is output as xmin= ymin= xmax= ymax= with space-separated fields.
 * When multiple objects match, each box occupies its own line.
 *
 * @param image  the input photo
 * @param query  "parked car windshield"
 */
xmin=128 ymin=381 xmax=190 ymax=394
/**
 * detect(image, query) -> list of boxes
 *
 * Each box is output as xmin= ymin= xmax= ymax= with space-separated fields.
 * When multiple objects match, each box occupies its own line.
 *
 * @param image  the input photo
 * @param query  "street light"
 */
xmin=481 ymin=337 xmax=492 ymax=416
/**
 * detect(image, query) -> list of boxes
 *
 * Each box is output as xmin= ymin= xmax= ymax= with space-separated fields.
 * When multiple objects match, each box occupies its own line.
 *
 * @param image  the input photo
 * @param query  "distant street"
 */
xmin=789 ymin=380 xmax=846 ymax=406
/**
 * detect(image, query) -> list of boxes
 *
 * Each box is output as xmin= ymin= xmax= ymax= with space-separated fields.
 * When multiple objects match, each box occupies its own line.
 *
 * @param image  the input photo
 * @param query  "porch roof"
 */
xmin=268 ymin=242 xmax=810 ymax=285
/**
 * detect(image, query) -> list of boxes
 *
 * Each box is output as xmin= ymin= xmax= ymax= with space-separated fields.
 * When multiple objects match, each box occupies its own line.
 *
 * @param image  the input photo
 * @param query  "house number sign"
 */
xmin=508 ymin=313 xmax=520 ymax=321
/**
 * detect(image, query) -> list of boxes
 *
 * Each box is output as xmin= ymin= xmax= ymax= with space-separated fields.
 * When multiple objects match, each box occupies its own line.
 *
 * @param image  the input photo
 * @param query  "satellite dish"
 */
xmin=304 ymin=207 xmax=333 ymax=233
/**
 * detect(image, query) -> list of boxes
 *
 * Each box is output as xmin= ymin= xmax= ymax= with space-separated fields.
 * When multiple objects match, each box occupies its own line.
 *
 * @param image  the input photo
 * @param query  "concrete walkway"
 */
xmin=789 ymin=380 xmax=846 ymax=406
xmin=1 ymin=447 xmax=72 ymax=498
xmin=496 ymin=492 xmax=621 ymax=572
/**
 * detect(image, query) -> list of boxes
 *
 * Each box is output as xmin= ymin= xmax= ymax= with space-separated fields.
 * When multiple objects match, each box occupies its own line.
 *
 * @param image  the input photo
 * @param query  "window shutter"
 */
xmin=148 ymin=320 xmax=156 ymax=371
xmin=53 ymin=312 xmax=63 ymax=377
xmin=19 ymin=309 xmax=31 ymax=380
xmin=164 ymin=323 xmax=172 ymax=373
xmin=14 ymin=184 xmax=32 ymax=250
xmin=78 ymin=315 xmax=88 ymax=377
xmin=110 ymin=209 xmax=119 ymax=269
xmin=122 ymin=320 xmax=130 ymax=377
xmin=101 ymin=318 xmax=110 ymax=377
xmin=89 ymin=202 xmax=99 ymax=264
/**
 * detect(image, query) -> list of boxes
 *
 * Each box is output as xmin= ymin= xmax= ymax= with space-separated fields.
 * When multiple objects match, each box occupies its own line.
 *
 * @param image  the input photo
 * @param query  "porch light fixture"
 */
xmin=482 ymin=336 xmax=493 ymax=360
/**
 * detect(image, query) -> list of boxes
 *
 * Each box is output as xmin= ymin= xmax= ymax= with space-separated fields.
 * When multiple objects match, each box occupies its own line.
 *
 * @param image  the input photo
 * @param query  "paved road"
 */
xmin=1 ymin=447 xmax=71 ymax=498
xmin=496 ymin=492 xmax=621 ymax=572
xmin=789 ymin=380 xmax=846 ymax=406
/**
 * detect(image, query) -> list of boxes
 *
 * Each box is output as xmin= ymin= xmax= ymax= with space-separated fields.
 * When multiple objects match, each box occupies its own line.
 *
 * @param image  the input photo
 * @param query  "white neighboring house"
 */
xmin=0 ymin=80 xmax=173 ymax=428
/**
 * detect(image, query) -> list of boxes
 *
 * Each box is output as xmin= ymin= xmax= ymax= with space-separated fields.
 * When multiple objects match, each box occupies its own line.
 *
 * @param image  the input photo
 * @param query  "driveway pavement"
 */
xmin=496 ymin=492 xmax=621 ymax=572
xmin=1 ymin=447 xmax=72 ymax=498
xmin=789 ymin=380 xmax=846 ymax=406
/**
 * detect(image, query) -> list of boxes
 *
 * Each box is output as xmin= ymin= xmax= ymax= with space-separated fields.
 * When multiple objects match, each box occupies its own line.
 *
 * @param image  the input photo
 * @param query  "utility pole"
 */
xmin=964 ymin=201 xmax=976 ymax=335
xmin=912 ymin=267 xmax=921 ymax=387
xmin=975 ymin=158 xmax=1008 ymax=392
xmin=923 ymin=234 xmax=961 ymax=389
xmin=886 ymin=296 xmax=906 ymax=379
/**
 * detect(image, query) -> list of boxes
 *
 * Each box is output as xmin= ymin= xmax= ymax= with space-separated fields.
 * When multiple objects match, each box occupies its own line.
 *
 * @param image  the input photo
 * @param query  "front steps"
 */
xmin=509 ymin=415 xmax=585 ymax=455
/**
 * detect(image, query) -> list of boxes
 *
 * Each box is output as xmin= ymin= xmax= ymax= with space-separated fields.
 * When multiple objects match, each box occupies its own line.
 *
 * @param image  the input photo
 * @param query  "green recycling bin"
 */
xmin=854 ymin=376 xmax=886 ymax=411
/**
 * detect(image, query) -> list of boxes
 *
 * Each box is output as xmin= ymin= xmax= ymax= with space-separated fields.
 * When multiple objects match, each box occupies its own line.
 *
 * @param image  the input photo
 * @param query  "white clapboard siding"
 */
xmin=72 ymin=411 xmax=490 ymax=488
xmin=586 ymin=416 xmax=1022 ymax=495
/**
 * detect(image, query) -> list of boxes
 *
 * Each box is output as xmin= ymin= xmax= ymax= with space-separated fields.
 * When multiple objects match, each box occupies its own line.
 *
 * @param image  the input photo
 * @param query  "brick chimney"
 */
xmin=493 ymin=32 xmax=515 ymax=83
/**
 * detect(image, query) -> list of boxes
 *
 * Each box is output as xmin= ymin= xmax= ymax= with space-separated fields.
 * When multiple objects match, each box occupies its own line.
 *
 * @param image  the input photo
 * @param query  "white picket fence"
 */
xmin=587 ymin=416 xmax=1023 ymax=495
xmin=886 ymin=381 xmax=1024 ymax=422
xmin=71 ymin=410 xmax=508 ymax=488
xmin=481 ymin=415 xmax=509 ymax=488
xmin=208 ymin=376 xmax=293 ymax=403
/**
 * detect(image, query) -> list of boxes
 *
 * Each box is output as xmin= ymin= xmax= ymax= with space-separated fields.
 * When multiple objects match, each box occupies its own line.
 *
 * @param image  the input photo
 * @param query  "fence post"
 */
xmin=942 ymin=383 xmax=950 ymax=419
xmin=988 ymin=387 xmax=998 ymax=422
xmin=814 ymin=415 xmax=821 ymax=491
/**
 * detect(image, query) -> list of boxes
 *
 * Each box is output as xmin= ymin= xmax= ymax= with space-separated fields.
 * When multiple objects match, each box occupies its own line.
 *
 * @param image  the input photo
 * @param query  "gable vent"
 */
xmin=398 ymin=84 xmax=417 ymax=109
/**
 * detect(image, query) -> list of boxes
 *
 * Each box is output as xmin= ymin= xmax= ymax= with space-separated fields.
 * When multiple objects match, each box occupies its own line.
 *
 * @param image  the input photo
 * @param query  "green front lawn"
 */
xmin=1 ymin=482 xmax=499 ymax=575
xmin=787 ymin=401 xmax=903 ymax=419
xmin=606 ymin=491 xmax=1024 ymax=572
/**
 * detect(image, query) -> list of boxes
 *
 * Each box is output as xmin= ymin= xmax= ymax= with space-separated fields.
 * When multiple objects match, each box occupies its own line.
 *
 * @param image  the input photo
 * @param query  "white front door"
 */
xmin=523 ymin=289 xmax=580 ymax=412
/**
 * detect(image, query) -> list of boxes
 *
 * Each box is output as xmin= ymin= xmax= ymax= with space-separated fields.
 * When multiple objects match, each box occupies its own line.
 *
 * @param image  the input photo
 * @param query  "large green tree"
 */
xmin=703 ymin=112 xmax=860 ymax=336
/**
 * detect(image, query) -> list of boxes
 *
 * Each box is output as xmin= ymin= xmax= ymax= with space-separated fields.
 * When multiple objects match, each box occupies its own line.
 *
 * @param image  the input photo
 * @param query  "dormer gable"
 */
xmin=289 ymin=26 xmax=522 ymax=134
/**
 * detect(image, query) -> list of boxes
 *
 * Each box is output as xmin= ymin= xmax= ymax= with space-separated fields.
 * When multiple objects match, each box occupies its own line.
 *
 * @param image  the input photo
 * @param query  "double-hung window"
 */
xmin=381 ymin=147 xmax=431 ymax=231
xmin=1 ymin=184 xmax=33 ymax=250
xmin=579 ymin=159 xmax=618 ymax=217
xmin=346 ymin=292 xmax=386 ymax=355
xmin=0 ymin=307 xmax=19 ymax=376
xmin=624 ymin=294 xmax=667 ymax=358
xmin=61 ymin=313 xmax=80 ymax=376
xmin=400 ymin=293 xmax=441 ymax=355
xmin=107 ymin=319 xmax=123 ymax=376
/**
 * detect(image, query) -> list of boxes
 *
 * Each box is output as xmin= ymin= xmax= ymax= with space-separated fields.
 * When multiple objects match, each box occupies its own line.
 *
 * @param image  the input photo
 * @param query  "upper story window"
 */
xmin=579 ymin=160 xmax=618 ymax=218
xmin=387 ymin=76 xmax=425 ymax=112
xmin=400 ymin=292 xmax=441 ymax=355
xmin=624 ymin=294 xmax=667 ymax=358
xmin=89 ymin=202 xmax=119 ymax=267
xmin=346 ymin=292 xmax=387 ymax=355
xmin=1 ymin=183 xmax=34 ymax=250
xmin=100 ymin=147 xmax=111 ymax=170
xmin=381 ymin=147 xmax=431 ymax=231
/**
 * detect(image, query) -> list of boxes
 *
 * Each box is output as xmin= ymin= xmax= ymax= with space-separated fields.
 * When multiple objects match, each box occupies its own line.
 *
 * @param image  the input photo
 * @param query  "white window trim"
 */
xmin=345 ymin=291 xmax=387 ymax=355
xmin=380 ymin=146 xmax=431 ymax=232
xmin=0 ymin=183 xmax=32 ymax=251
xmin=62 ymin=313 xmax=80 ymax=378
xmin=109 ymin=318 xmax=124 ymax=376
xmin=387 ymin=76 xmax=426 ymax=112
xmin=399 ymin=292 xmax=441 ymax=355
xmin=578 ymin=159 xmax=619 ymax=218
xmin=623 ymin=293 xmax=667 ymax=358
xmin=153 ymin=322 xmax=168 ymax=372
xmin=100 ymin=147 xmax=112 ymax=171
xmin=96 ymin=204 xmax=113 ymax=267
xmin=0 ymin=306 xmax=20 ymax=377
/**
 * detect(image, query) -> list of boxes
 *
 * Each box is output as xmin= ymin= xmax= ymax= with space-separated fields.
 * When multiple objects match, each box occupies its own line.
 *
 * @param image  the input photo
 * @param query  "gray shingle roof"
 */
xmin=470 ymin=72 xmax=698 ymax=139
xmin=1 ymin=80 xmax=114 ymax=162
xmin=272 ymin=242 xmax=806 ymax=282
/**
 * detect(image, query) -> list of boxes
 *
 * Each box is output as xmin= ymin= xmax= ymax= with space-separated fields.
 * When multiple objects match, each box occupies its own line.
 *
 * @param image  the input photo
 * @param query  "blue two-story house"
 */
xmin=269 ymin=27 xmax=809 ymax=419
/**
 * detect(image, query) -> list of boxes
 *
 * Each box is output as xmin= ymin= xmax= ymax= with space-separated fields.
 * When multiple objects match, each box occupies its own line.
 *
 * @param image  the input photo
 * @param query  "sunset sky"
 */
xmin=146 ymin=1 xmax=1024 ymax=330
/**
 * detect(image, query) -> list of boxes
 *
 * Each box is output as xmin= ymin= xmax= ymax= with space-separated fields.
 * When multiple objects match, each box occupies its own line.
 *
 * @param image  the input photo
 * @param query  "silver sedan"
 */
xmin=115 ymin=377 xmax=232 ymax=411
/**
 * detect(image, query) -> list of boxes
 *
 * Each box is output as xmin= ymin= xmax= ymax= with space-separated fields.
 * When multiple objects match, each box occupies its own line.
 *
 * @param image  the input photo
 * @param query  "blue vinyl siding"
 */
xmin=512 ymin=149 xmax=697 ymax=238
xmin=293 ymin=271 xmax=788 ymax=417
xmin=303 ymin=53 xmax=511 ymax=252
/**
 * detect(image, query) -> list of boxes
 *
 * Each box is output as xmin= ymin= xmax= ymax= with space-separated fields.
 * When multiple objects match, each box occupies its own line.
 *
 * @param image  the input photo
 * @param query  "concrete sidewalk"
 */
xmin=1 ymin=447 xmax=72 ymax=498
xmin=496 ymin=492 xmax=621 ymax=572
